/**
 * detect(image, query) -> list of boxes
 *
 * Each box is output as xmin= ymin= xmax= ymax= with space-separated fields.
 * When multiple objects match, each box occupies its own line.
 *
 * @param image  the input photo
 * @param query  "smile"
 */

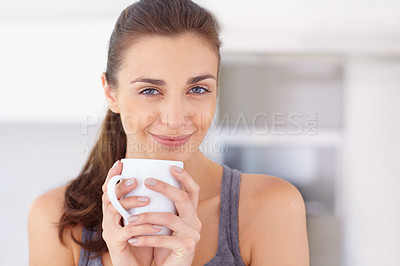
xmin=150 ymin=133 xmax=193 ymax=147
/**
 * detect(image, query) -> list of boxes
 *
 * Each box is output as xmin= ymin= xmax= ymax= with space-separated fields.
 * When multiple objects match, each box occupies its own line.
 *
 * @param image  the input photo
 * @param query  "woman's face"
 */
xmin=102 ymin=33 xmax=219 ymax=162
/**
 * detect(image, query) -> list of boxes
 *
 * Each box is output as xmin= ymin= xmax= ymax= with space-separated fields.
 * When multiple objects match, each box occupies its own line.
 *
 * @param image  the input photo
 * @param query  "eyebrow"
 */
xmin=129 ymin=74 xmax=216 ymax=86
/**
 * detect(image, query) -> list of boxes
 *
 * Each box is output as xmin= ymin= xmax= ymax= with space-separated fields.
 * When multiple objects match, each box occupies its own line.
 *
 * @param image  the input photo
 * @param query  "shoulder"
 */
xmin=28 ymin=186 xmax=66 ymax=236
xmin=240 ymin=173 xmax=310 ymax=265
xmin=241 ymin=173 xmax=305 ymax=208
xmin=29 ymin=186 xmax=66 ymax=211
xmin=28 ymin=185 xmax=81 ymax=265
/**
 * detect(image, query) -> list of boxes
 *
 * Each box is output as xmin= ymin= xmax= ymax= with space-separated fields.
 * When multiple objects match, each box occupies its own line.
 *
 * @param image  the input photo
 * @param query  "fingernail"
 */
xmin=128 ymin=215 xmax=138 ymax=224
xmin=124 ymin=178 xmax=136 ymax=186
xmin=153 ymin=224 xmax=163 ymax=230
xmin=128 ymin=237 xmax=138 ymax=244
xmin=137 ymin=196 xmax=149 ymax=202
xmin=112 ymin=160 xmax=119 ymax=169
xmin=145 ymin=178 xmax=157 ymax=186
xmin=171 ymin=165 xmax=182 ymax=173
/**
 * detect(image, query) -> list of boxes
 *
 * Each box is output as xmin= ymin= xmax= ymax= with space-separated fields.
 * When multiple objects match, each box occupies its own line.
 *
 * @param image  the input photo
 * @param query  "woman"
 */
xmin=28 ymin=0 xmax=309 ymax=265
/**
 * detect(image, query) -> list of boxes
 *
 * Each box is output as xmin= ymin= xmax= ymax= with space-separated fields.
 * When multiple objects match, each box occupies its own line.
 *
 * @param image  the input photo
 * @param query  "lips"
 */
xmin=150 ymin=133 xmax=193 ymax=141
xmin=150 ymin=133 xmax=193 ymax=147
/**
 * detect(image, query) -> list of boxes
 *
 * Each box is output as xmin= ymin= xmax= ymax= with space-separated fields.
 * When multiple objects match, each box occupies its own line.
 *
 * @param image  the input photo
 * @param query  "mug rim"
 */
xmin=120 ymin=158 xmax=183 ymax=167
xmin=121 ymin=158 xmax=183 ymax=164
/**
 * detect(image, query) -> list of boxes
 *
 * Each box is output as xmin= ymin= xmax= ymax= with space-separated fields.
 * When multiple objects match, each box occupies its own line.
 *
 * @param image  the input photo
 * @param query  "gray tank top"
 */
xmin=79 ymin=163 xmax=246 ymax=266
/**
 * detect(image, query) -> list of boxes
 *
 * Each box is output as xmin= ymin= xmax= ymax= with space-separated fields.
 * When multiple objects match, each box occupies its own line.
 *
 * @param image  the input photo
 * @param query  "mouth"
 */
xmin=150 ymin=133 xmax=193 ymax=147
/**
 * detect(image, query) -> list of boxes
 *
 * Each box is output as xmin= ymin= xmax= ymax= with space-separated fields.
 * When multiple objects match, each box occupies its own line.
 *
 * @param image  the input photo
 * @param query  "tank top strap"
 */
xmin=79 ymin=226 xmax=103 ymax=266
xmin=205 ymin=164 xmax=246 ymax=265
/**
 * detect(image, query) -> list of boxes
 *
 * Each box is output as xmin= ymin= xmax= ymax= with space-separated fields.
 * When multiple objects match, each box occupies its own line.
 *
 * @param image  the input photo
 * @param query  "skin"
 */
xmin=28 ymin=32 xmax=310 ymax=265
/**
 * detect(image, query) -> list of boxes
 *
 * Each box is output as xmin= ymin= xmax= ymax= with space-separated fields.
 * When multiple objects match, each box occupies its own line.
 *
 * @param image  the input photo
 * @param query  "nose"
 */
xmin=160 ymin=97 xmax=188 ymax=129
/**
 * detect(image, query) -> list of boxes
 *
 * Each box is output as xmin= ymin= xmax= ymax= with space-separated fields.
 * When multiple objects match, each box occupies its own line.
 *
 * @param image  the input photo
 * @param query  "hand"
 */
xmin=127 ymin=165 xmax=202 ymax=266
xmin=101 ymin=160 xmax=158 ymax=266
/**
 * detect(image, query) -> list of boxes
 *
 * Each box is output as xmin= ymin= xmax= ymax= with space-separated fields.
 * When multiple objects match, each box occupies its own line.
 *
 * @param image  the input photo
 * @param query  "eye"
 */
xmin=139 ymin=87 xmax=160 ymax=97
xmin=139 ymin=86 xmax=211 ymax=97
xmin=189 ymin=86 xmax=211 ymax=95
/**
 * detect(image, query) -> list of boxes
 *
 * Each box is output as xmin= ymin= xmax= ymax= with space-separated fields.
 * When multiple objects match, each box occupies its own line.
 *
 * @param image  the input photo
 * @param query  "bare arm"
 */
xmin=249 ymin=176 xmax=310 ymax=265
xmin=28 ymin=187 xmax=76 ymax=266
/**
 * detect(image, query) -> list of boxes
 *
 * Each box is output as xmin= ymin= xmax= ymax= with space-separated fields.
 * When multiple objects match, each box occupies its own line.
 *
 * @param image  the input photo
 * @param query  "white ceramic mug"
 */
xmin=107 ymin=158 xmax=183 ymax=236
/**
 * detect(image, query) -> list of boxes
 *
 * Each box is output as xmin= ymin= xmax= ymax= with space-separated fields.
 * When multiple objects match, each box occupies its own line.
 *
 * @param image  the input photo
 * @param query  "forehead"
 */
xmin=120 ymin=33 xmax=218 ymax=80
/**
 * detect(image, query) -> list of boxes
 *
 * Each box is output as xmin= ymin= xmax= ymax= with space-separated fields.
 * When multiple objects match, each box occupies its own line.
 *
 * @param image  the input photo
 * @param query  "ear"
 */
xmin=101 ymin=72 xmax=120 ymax=114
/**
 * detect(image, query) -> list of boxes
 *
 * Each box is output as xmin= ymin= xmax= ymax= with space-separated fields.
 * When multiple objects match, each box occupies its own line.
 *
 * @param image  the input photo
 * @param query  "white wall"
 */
xmin=342 ymin=57 xmax=400 ymax=266
xmin=0 ymin=20 xmax=111 ymax=124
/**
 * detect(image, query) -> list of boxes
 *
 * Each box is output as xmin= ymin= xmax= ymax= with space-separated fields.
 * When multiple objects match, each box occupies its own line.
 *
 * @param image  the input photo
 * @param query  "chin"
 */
xmin=127 ymin=136 xmax=200 ymax=162
xmin=148 ymin=151 xmax=191 ymax=162
xmin=147 ymin=145 xmax=199 ymax=163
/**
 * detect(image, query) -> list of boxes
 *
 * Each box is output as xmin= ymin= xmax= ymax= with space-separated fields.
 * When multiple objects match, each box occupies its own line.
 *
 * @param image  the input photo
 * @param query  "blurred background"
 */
xmin=1 ymin=0 xmax=400 ymax=265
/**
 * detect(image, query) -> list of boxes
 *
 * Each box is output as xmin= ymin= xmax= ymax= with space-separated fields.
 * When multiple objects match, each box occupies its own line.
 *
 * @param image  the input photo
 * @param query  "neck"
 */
xmin=183 ymin=152 xmax=223 ymax=202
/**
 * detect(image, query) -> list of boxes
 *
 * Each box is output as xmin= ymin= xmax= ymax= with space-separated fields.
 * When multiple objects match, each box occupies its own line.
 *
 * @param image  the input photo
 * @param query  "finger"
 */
xmin=143 ymin=177 xmax=195 ymax=219
xmin=127 ymin=211 xmax=192 ymax=234
xmin=103 ymin=193 xmax=130 ymax=229
xmin=169 ymin=166 xmax=200 ymax=209
xmin=102 ymin=192 xmax=113 ymax=224
xmin=115 ymin=178 xmax=137 ymax=199
xmin=103 ymin=222 xmax=163 ymax=244
xmin=119 ymin=195 xmax=150 ymax=209
xmin=102 ymin=159 xmax=123 ymax=193
xmin=102 ymin=161 xmax=122 ymax=221
xmin=103 ymin=160 xmax=138 ymax=200
xmin=116 ymin=196 xmax=151 ymax=224
xmin=128 ymin=234 xmax=199 ymax=254
xmin=103 ymin=191 xmax=152 ymax=226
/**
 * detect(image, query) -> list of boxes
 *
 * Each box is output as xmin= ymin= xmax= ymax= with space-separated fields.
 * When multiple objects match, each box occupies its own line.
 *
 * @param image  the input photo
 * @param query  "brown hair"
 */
xmin=57 ymin=0 xmax=222 ymax=256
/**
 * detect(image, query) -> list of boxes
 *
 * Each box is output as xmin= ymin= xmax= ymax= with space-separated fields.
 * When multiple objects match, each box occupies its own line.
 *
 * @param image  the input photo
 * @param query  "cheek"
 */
xmin=195 ymin=103 xmax=216 ymax=131
xmin=119 ymin=114 xmax=140 ymax=136
xmin=119 ymin=99 xmax=158 ymax=131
